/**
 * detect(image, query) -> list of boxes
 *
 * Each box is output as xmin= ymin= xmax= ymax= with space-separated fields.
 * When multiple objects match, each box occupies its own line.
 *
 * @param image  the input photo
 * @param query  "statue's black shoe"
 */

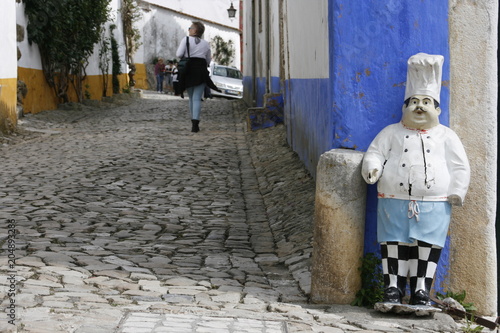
xmin=383 ymin=287 xmax=402 ymax=304
xmin=410 ymin=289 xmax=431 ymax=306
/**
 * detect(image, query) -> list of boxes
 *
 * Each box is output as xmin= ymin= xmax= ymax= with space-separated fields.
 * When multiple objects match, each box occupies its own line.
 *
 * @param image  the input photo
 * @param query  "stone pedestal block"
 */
xmin=311 ymin=149 xmax=366 ymax=304
xmin=448 ymin=0 xmax=498 ymax=316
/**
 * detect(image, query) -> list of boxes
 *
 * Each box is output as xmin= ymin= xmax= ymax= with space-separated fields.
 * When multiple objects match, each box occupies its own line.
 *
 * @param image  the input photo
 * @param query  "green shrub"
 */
xmin=352 ymin=252 xmax=384 ymax=307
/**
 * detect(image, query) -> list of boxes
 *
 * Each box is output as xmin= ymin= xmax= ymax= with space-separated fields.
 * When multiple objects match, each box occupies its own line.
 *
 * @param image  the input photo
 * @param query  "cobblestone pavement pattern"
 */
xmin=0 ymin=91 xmax=461 ymax=332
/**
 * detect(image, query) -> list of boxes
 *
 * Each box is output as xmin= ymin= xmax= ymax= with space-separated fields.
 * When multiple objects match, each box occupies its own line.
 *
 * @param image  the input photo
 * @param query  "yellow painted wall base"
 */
xmin=133 ymin=63 xmax=149 ymax=90
xmin=0 ymin=78 xmax=18 ymax=132
xmin=18 ymin=63 xmax=148 ymax=114
xmin=18 ymin=67 xmax=59 ymax=114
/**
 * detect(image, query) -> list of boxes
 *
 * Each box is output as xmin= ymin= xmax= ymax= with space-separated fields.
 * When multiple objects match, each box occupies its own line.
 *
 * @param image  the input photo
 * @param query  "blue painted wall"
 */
xmin=242 ymin=76 xmax=267 ymax=108
xmin=332 ymin=0 xmax=450 ymax=293
xmin=285 ymin=78 xmax=333 ymax=173
xmin=244 ymin=74 xmax=333 ymax=174
xmin=331 ymin=1 xmax=450 ymax=150
xmin=270 ymin=76 xmax=281 ymax=94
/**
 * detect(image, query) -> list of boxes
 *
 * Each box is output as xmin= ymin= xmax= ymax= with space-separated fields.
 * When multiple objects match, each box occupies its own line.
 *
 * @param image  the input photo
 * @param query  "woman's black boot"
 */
xmin=191 ymin=119 xmax=200 ymax=133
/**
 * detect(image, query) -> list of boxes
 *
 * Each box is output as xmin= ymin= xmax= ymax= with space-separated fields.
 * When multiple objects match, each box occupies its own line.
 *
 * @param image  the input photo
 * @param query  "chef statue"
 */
xmin=361 ymin=53 xmax=470 ymax=308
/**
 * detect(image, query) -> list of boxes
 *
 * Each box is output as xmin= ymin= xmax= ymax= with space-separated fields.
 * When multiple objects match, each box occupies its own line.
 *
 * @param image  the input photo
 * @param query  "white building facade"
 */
xmin=0 ymin=0 xmax=18 ymax=130
xmin=14 ymin=0 xmax=241 ymax=114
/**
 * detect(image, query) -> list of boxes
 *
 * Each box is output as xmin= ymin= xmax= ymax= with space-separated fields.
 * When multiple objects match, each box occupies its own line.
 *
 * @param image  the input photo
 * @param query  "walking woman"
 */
xmin=154 ymin=58 xmax=166 ymax=93
xmin=176 ymin=21 xmax=219 ymax=132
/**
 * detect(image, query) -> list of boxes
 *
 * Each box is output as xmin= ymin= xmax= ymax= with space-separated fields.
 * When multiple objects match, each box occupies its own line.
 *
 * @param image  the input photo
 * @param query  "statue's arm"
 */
xmin=362 ymin=127 xmax=391 ymax=184
xmin=445 ymin=131 xmax=471 ymax=206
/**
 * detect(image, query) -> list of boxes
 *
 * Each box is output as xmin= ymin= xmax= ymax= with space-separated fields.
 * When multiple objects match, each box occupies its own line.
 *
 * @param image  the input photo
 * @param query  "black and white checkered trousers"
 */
xmin=381 ymin=240 xmax=442 ymax=295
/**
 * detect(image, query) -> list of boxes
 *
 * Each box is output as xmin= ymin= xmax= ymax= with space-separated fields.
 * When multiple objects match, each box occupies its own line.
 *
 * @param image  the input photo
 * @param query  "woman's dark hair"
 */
xmin=192 ymin=21 xmax=205 ymax=37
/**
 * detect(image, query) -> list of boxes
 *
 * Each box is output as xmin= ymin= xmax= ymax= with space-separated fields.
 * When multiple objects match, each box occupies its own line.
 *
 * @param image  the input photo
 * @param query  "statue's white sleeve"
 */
xmin=361 ymin=126 xmax=392 ymax=184
xmin=445 ymin=130 xmax=470 ymax=202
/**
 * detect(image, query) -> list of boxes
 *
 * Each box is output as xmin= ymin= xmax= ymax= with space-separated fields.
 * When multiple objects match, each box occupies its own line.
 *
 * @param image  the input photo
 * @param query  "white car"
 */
xmin=209 ymin=65 xmax=243 ymax=99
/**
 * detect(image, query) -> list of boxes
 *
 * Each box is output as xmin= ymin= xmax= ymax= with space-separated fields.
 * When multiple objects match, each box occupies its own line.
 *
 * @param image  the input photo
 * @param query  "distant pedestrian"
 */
xmin=176 ymin=21 xmax=220 ymax=132
xmin=154 ymin=58 xmax=166 ymax=93
xmin=165 ymin=60 xmax=174 ymax=93
xmin=172 ymin=61 xmax=180 ymax=96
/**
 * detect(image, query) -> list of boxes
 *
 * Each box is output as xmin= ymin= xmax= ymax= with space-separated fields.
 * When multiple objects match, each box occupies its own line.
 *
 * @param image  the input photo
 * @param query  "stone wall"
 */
xmin=310 ymin=150 xmax=366 ymax=304
xmin=448 ymin=0 xmax=498 ymax=316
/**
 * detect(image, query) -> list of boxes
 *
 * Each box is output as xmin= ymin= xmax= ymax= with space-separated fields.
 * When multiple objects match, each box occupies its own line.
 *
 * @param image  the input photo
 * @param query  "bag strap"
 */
xmin=186 ymin=36 xmax=190 ymax=58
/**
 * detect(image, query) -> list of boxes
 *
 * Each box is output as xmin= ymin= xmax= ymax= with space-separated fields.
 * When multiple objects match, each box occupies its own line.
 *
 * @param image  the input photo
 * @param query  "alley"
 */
xmin=0 ymin=92 xmax=458 ymax=332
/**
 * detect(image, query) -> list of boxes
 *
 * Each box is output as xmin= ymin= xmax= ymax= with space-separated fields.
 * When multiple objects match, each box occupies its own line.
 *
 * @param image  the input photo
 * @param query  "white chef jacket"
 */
xmin=362 ymin=122 xmax=470 ymax=202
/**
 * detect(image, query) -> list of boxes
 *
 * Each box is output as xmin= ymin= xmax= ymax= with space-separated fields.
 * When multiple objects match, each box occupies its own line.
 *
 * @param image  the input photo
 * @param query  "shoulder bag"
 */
xmin=177 ymin=37 xmax=190 ymax=76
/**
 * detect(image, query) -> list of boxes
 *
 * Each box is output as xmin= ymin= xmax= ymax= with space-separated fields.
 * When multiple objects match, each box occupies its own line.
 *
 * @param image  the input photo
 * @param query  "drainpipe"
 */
xmin=251 ymin=0 xmax=257 ymax=106
xmin=496 ymin=1 xmax=500 ymax=315
xmin=266 ymin=0 xmax=271 ymax=94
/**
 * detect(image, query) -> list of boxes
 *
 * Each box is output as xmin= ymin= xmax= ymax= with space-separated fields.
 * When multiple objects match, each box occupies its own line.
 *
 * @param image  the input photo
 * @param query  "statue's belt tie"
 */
xmin=408 ymin=200 xmax=420 ymax=222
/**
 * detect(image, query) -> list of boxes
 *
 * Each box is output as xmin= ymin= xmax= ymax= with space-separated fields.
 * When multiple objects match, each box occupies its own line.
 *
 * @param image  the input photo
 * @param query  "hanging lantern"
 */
xmin=227 ymin=2 xmax=237 ymax=19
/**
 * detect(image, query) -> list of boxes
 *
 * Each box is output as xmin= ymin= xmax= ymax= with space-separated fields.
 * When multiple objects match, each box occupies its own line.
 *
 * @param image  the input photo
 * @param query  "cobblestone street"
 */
xmin=0 ymin=91 xmax=460 ymax=332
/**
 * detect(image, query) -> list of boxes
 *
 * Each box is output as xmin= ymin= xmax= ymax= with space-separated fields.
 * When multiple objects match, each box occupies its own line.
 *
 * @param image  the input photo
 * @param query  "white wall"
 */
xmin=16 ymin=2 xmax=42 ymax=71
xmin=16 ymin=0 xmax=239 ymax=81
xmin=85 ymin=0 xmax=131 ymax=76
xmin=245 ymin=0 xmax=272 ymax=79
xmin=17 ymin=0 xmax=127 ymax=76
xmin=242 ymin=0 xmax=253 ymax=78
xmin=284 ymin=0 xmax=329 ymax=79
xmin=143 ymin=0 xmax=239 ymax=30
xmin=243 ymin=0 xmax=329 ymax=81
xmin=269 ymin=0 xmax=281 ymax=78
xmin=1 ymin=1 xmax=16 ymax=79
xmin=137 ymin=4 xmax=241 ymax=68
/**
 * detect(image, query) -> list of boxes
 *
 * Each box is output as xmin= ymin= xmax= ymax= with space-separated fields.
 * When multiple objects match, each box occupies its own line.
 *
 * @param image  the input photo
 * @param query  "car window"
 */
xmin=213 ymin=66 xmax=242 ymax=79
xmin=213 ymin=67 xmax=227 ymax=77
xmin=227 ymin=68 xmax=242 ymax=79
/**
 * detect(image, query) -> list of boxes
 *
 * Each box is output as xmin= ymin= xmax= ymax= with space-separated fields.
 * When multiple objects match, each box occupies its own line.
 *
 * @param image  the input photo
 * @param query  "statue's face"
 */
xmin=401 ymin=95 xmax=441 ymax=130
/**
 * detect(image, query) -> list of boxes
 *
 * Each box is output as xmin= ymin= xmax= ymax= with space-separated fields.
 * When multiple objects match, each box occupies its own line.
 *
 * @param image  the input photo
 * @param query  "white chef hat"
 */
xmin=404 ymin=53 xmax=444 ymax=104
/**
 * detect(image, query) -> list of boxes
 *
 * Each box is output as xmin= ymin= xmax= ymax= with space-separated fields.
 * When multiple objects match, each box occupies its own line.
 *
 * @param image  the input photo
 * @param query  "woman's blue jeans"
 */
xmin=187 ymin=83 xmax=206 ymax=120
xmin=156 ymin=74 xmax=164 ymax=92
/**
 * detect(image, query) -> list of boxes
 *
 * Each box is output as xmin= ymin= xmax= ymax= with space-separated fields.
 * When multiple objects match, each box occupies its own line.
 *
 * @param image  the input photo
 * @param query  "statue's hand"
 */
xmin=448 ymin=194 xmax=463 ymax=206
xmin=366 ymin=169 xmax=379 ymax=184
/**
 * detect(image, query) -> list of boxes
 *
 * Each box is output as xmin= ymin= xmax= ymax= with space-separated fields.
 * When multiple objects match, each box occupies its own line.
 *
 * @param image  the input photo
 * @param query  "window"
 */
xmin=213 ymin=66 xmax=242 ymax=79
